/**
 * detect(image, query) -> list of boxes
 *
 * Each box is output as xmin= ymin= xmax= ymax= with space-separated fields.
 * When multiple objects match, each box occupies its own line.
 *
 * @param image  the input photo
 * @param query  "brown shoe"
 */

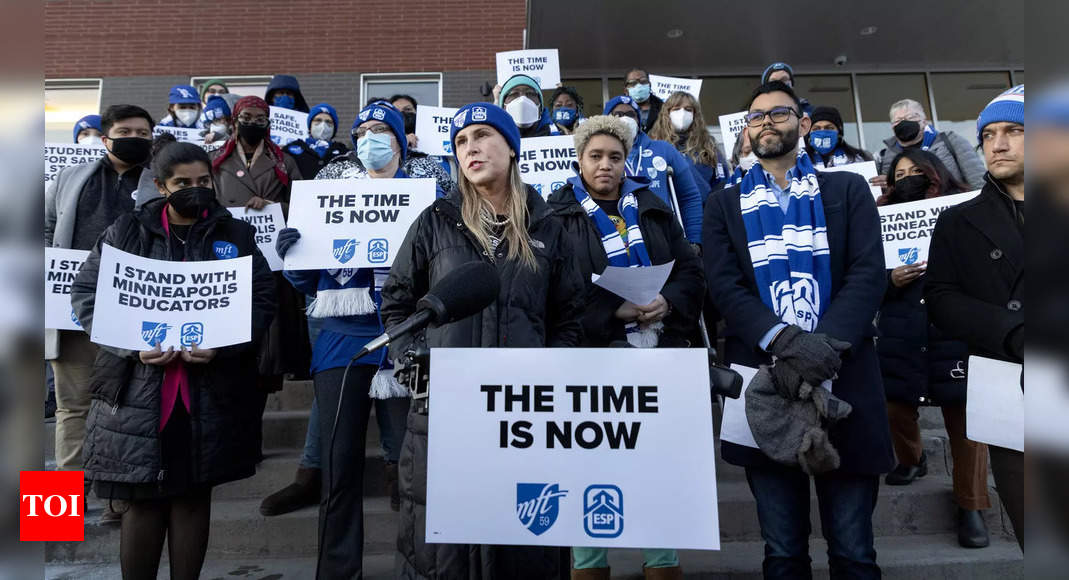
xmin=385 ymin=462 xmax=400 ymax=512
xmin=571 ymin=567 xmax=610 ymax=580
xmin=259 ymin=467 xmax=321 ymax=516
xmin=644 ymin=565 xmax=683 ymax=580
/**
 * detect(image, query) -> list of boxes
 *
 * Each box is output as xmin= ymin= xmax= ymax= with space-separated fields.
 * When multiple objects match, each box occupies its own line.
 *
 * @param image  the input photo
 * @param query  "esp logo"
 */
xmin=20 ymin=471 xmax=84 ymax=541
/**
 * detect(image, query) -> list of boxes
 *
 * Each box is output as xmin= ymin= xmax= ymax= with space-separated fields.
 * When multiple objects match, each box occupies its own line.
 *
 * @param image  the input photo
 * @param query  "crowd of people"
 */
xmin=44 ymin=63 xmax=1025 ymax=579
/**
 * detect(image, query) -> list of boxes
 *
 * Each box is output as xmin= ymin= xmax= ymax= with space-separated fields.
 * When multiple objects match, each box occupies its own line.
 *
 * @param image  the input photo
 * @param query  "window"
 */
xmin=930 ymin=72 xmax=1012 ymax=148
xmin=855 ymin=73 xmax=931 ymax=154
xmin=698 ymin=76 xmax=761 ymax=149
xmin=190 ymin=76 xmax=272 ymax=101
xmin=361 ymin=73 xmax=442 ymax=108
xmin=45 ymin=79 xmax=101 ymax=143
xmin=794 ymin=75 xmax=862 ymax=152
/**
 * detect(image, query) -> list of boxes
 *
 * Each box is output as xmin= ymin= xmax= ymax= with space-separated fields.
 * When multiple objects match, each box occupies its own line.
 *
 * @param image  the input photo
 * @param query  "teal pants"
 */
xmin=572 ymin=547 xmax=679 ymax=569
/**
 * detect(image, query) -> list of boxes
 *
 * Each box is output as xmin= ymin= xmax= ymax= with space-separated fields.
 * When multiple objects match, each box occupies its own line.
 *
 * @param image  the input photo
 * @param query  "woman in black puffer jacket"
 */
xmin=875 ymin=149 xmax=991 ymax=548
xmin=71 ymin=142 xmax=275 ymax=579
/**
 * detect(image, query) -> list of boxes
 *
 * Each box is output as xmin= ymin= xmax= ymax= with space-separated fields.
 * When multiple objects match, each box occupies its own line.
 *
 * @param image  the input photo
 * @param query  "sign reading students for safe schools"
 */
xmin=425 ymin=348 xmax=720 ymax=549
xmin=45 ymin=248 xmax=89 ymax=331
xmin=91 ymin=244 xmax=252 ymax=351
xmin=228 ymin=204 xmax=286 ymax=271
xmin=648 ymin=75 xmax=703 ymax=101
xmin=878 ymin=190 xmax=979 ymax=267
xmin=269 ymin=106 xmax=308 ymax=147
xmin=44 ymin=143 xmax=106 ymax=184
xmin=519 ymin=136 xmax=577 ymax=198
xmin=415 ymin=105 xmax=459 ymax=156
xmin=283 ymin=178 xmax=437 ymax=270
xmin=496 ymin=49 xmax=561 ymax=89
xmin=718 ymin=111 xmax=748 ymax=162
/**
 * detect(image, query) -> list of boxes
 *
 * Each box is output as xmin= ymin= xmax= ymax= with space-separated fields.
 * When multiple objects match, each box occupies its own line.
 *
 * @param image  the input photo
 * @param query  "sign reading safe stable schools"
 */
xmin=283 ymin=178 xmax=437 ymax=270
xmin=425 ymin=348 xmax=720 ymax=549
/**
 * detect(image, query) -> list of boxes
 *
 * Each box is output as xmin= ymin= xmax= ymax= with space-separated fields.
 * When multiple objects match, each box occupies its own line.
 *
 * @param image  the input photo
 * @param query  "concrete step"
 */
xmin=212 ymin=449 xmax=389 ymax=501
xmin=265 ymin=379 xmax=316 ymax=412
xmin=46 ymin=533 xmax=1022 ymax=579
xmin=261 ymin=409 xmax=384 ymax=452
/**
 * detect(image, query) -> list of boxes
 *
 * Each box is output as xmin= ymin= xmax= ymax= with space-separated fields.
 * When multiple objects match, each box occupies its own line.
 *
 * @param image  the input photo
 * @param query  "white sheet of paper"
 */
xmin=648 ymin=75 xmax=702 ymax=101
xmin=228 ymin=203 xmax=286 ymax=271
xmin=818 ymin=161 xmax=882 ymax=199
xmin=591 ymin=261 xmax=674 ymax=306
xmin=414 ymin=105 xmax=458 ymax=156
xmin=966 ymin=355 xmax=1023 ymax=451
xmin=721 ymin=365 xmax=760 ymax=448
xmin=44 ymin=248 xmax=90 ymax=331
xmin=496 ymin=49 xmax=561 ymax=89
xmin=718 ymin=111 xmax=748 ymax=164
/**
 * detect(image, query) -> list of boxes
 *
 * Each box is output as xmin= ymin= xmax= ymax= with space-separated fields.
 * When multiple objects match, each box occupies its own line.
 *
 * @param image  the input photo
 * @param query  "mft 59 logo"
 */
xmin=20 ymin=471 xmax=84 ymax=541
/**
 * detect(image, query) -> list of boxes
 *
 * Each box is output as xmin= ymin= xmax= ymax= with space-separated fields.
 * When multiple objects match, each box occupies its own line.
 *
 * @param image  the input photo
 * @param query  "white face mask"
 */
xmin=175 ymin=109 xmax=200 ymax=127
xmin=78 ymin=135 xmax=102 ymax=147
xmin=505 ymin=96 xmax=540 ymax=128
xmin=618 ymin=116 xmax=639 ymax=142
xmin=739 ymin=152 xmax=758 ymax=171
xmin=310 ymin=121 xmax=334 ymax=141
xmin=209 ymin=122 xmax=229 ymax=136
xmin=669 ymin=109 xmax=694 ymax=132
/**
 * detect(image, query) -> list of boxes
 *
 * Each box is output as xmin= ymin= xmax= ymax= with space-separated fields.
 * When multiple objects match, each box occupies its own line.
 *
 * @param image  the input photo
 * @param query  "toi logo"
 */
xmin=516 ymin=483 xmax=567 ymax=536
xmin=20 ymin=471 xmax=84 ymax=541
xmin=583 ymin=484 xmax=623 ymax=538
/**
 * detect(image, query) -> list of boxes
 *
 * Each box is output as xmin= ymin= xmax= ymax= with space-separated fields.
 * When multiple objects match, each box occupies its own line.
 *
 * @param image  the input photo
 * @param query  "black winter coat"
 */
xmin=284 ymin=138 xmax=349 ymax=181
xmin=703 ymin=171 xmax=894 ymax=475
xmin=877 ymin=273 xmax=968 ymax=405
xmin=547 ymin=182 xmax=705 ymax=346
xmin=925 ymin=174 xmax=1024 ymax=363
xmin=71 ymin=197 xmax=276 ymax=487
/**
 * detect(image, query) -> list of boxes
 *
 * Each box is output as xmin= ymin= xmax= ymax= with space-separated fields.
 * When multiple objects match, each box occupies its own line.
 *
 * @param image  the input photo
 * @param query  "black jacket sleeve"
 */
xmin=380 ymin=210 xmax=432 ymax=357
xmin=70 ymin=221 xmax=138 ymax=360
xmin=217 ymin=226 xmax=276 ymax=358
xmin=544 ymin=224 xmax=585 ymax=347
xmin=660 ymin=211 xmax=706 ymax=341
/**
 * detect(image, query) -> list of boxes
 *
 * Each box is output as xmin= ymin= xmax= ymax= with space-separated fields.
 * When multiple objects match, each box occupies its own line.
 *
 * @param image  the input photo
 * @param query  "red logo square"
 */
xmin=20 ymin=471 xmax=84 ymax=541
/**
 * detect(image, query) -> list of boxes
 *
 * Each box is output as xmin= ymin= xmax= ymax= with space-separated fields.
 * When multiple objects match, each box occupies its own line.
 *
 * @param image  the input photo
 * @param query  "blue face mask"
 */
xmin=272 ymin=94 xmax=296 ymax=110
xmin=627 ymin=83 xmax=651 ymax=103
xmin=809 ymin=129 xmax=839 ymax=155
xmin=553 ymin=107 xmax=577 ymax=127
xmin=357 ymin=131 xmax=396 ymax=171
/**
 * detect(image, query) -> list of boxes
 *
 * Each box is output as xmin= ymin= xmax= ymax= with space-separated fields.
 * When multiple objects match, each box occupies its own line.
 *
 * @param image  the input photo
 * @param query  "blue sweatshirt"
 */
xmin=627 ymin=132 xmax=704 ymax=242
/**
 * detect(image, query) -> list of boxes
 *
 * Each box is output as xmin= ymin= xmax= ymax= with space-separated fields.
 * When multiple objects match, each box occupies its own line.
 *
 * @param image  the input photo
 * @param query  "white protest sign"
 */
xmin=284 ymin=178 xmax=437 ymax=270
xmin=269 ymin=106 xmax=308 ymax=146
xmin=45 ymin=248 xmax=90 ymax=331
xmin=648 ymin=75 xmax=702 ymax=101
xmin=966 ymin=355 xmax=1023 ymax=452
xmin=718 ymin=111 xmax=748 ymax=164
xmin=44 ymin=143 xmax=106 ymax=184
xmin=91 ymin=244 xmax=252 ymax=351
xmin=496 ymin=49 xmax=561 ymax=89
xmin=228 ymin=203 xmax=286 ymax=271
xmin=426 ymin=348 xmax=719 ymax=549
xmin=819 ymin=160 xmax=882 ymax=199
xmin=878 ymin=190 xmax=979 ymax=267
xmin=519 ymin=136 xmax=576 ymax=198
xmin=153 ymin=125 xmax=204 ymax=145
xmin=592 ymin=261 xmax=674 ymax=306
xmin=415 ymin=105 xmax=458 ymax=156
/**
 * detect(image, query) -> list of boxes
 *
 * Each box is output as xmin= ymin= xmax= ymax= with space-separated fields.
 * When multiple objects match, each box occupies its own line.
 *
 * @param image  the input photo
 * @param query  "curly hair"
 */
xmin=648 ymin=91 xmax=719 ymax=167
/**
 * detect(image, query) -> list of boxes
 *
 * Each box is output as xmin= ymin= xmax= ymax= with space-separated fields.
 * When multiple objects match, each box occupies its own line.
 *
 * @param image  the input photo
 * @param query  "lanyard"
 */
xmin=625 ymin=145 xmax=645 ymax=176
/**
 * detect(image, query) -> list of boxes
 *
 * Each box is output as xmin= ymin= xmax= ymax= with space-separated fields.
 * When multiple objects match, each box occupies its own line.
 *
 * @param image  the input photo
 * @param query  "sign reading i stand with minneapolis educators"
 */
xmin=496 ymin=49 xmax=561 ymax=89
xmin=878 ymin=190 xmax=979 ymax=267
xmin=718 ymin=111 xmax=748 ymax=162
xmin=519 ymin=136 xmax=577 ymax=198
xmin=91 ymin=244 xmax=252 ymax=351
xmin=228 ymin=203 xmax=286 ymax=271
xmin=415 ymin=105 xmax=459 ymax=156
xmin=45 ymin=248 xmax=90 ymax=331
xmin=269 ymin=106 xmax=308 ymax=146
xmin=153 ymin=125 xmax=204 ymax=145
xmin=425 ymin=348 xmax=720 ymax=549
xmin=647 ymin=74 xmax=703 ymax=101
xmin=44 ymin=143 xmax=106 ymax=184
xmin=283 ymin=178 xmax=437 ymax=270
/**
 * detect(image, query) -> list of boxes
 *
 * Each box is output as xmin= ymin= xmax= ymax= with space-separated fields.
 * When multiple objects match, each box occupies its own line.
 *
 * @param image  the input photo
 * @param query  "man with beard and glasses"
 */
xmin=872 ymin=98 xmax=985 ymax=191
xmin=703 ymin=82 xmax=891 ymax=578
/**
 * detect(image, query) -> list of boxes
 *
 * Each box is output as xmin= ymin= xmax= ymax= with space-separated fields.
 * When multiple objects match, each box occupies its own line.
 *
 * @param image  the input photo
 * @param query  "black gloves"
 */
xmin=276 ymin=227 xmax=300 ymax=258
xmin=768 ymin=325 xmax=851 ymax=396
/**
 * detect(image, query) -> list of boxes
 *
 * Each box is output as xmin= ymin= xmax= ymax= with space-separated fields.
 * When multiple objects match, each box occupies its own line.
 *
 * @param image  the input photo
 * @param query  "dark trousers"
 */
xmin=745 ymin=463 xmax=881 ymax=579
xmin=989 ymin=445 xmax=1024 ymax=549
xmin=314 ymin=365 xmax=411 ymax=580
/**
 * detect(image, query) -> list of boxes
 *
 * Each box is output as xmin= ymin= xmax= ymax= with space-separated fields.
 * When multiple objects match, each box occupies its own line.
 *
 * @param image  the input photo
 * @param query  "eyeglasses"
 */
xmin=237 ymin=115 xmax=269 ymax=126
xmin=744 ymin=107 xmax=799 ymax=127
xmin=610 ymin=111 xmax=638 ymax=120
xmin=352 ymin=124 xmax=393 ymax=139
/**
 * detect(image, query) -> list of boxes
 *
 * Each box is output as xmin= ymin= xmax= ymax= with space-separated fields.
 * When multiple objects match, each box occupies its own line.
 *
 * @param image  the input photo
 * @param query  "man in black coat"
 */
xmin=925 ymin=85 xmax=1025 ymax=549
xmin=703 ymin=82 xmax=891 ymax=578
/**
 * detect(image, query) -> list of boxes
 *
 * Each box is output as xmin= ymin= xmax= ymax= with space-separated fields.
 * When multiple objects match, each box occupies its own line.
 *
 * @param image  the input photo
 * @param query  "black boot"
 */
xmin=884 ymin=452 xmax=927 ymax=485
xmin=958 ymin=508 xmax=990 ymax=548
xmin=259 ymin=467 xmax=321 ymax=516
xmin=385 ymin=462 xmax=400 ymax=512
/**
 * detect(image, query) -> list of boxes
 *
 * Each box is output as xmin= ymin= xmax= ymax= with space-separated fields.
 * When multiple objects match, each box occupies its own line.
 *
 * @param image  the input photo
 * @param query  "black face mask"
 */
xmin=402 ymin=111 xmax=417 ymax=135
xmin=237 ymin=122 xmax=269 ymax=146
xmin=166 ymin=186 xmax=216 ymax=218
xmin=893 ymin=120 xmax=921 ymax=143
xmin=106 ymin=137 xmax=152 ymax=165
xmin=894 ymin=174 xmax=931 ymax=201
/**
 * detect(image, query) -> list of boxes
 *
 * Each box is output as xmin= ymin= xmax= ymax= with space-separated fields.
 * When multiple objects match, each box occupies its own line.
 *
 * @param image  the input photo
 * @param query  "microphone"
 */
xmin=354 ymin=261 xmax=500 ymax=360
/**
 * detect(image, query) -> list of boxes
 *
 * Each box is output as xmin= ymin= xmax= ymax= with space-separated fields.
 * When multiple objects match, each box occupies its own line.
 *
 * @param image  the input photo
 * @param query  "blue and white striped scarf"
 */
xmin=919 ymin=124 xmax=939 ymax=151
xmin=740 ymin=150 xmax=831 ymax=332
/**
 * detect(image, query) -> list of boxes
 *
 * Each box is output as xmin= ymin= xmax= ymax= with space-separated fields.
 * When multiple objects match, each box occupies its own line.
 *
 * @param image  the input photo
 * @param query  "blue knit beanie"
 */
xmin=449 ymin=102 xmax=521 ymax=160
xmin=762 ymin=62 xmax=794 ymax=84
xmin=352 ymin=101 xmax=408 ymax=161
xmin=202 ymin=96 xmax=231 ymax=123
xmin=73 ymin=114 xmax=102 ymax=143
xmin=308 ymin=103 xmax=340 ymax=130
xmin=977 ymin=85 xmax=1024 ymax=140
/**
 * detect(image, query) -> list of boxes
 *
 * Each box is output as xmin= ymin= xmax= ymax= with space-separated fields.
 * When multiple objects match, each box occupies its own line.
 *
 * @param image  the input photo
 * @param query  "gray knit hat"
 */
xmin=572 ymin=115 xmax=634 ymax=158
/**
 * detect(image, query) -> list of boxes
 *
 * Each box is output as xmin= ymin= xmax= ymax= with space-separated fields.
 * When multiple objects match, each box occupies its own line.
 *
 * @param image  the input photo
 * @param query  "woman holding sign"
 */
xmin=874 ymin=150 xmax=991 ymax=547
xmin=382 ymin=102 xmax=584 ymax=579
xmin=70 ymin=142 xmax=276 ymax=579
